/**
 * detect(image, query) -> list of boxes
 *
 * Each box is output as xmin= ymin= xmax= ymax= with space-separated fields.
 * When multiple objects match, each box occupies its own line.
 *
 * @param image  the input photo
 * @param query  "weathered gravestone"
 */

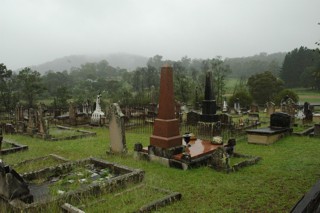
xmin=69 ymin=102 xmax=77 ymax=126
xmin=281 ymin=96 xmax=296 ymax=124
xmin=250 ymin=104 xmax=259 ymax=113
xmin=108 ymin=103 xmax=127 ymax=154
xmin=37 ymin=104 xmax=49 ymax=139
xmin=15 ymin=103 xmax=25 ymax=133
xmin=26 ymin=108 xmax=37 ymax=135
xmin=0 ymin=161 xmax=32 ymax=202
xmin=266 ymin=101 xmax=275 ymax=116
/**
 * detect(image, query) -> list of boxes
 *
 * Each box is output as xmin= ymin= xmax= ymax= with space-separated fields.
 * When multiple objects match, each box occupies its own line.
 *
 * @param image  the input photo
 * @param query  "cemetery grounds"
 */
xmin=1 ymin=121 xmax=320 ymax=212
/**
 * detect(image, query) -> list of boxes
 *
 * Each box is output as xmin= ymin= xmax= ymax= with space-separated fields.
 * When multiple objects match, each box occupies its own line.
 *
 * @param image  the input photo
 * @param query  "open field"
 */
xmin=1 ymin=126 xmax=320 ymax=212
xmin=292 ymin=88 xmax=320 ymax=103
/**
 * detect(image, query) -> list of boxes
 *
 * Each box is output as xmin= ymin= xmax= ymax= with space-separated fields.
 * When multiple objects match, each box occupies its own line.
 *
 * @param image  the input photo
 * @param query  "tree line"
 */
xmin=0 ymin=56 xmax=231 ymax=112
xmin=1 ymin=46 xmax=319 ymax=113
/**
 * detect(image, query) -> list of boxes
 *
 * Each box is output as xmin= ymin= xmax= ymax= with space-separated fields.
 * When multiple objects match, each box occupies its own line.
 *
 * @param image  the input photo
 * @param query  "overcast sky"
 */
xmin=1 ymin=0 xmax=319 ymax=70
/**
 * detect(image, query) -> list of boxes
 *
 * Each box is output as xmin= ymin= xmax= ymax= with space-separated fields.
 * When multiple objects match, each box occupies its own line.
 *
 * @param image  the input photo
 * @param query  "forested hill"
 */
xmin=29 ymin=53 xmax=148 ymax=74
xmin=224 ymin=52 xmax=286 ymax=78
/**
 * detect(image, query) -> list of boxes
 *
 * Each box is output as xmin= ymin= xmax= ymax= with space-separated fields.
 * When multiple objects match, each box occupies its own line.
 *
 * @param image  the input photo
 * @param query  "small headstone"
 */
xmin=250 ymin=104 xmax=259 ymax=113
xmin=303 ymin=102 xmax=313 ymax=123
xmin=186 ymin=111 xmax=200 ymax=125
xmin=108 ymin=103 xmax=127 ymax=153
xmin=266 ymin=101 xmax=275 ymax=116
xmin=222 ymin=98 xmax=228 ymax=113
xmin=248 ymin=113 xmax=260 ymax=124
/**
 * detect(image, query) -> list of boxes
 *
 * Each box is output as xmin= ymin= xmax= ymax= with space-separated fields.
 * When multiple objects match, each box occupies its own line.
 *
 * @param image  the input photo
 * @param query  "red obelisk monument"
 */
xmin=150 ymin=65 xmax=182 ymax=149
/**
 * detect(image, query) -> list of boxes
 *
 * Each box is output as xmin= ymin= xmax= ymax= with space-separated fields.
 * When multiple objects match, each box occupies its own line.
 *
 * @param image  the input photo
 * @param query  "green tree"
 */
xmin=0 ymin=63 xmax=18 ymax=111
xmin=274 ymin=89 xmax=299 ymax=105
xmin=147 ymin=55 xmax=164 ymax=71
xmin=228 ymin=91 xmax=253 ymax=109
xmin=17 ymin=67 xmax=45 ymax=107
xmin=312 ymin=60 xmax=320 ymax=90
xmin=173 ymin=61 xmax=193 ymax=103
xmin=247 ymin=71 xmax=284 ymax=105
xmin=280 ymin=46 xmax=319 ymax=88
xmin=53 ymin=86 xmax=71 ymax=108
xmin=41 ymin=70 xmax=72 ymax=97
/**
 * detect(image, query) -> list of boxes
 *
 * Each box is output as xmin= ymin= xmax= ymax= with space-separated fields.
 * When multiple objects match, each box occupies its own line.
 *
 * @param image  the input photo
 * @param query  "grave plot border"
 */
xmin=11 ymin=154 xmax=70 ymax=174
xmin=3 ymin=158 xmax=144 ymax=212
xmin=0 ymin=140 xmax=28 ymax=155
xmin=47 ymin=125 xmax=96 ymax=141
xmin=60 ymin=184 xmax=182 ymax=213
xmin=226 ymin=152 xmax=262 ymax=173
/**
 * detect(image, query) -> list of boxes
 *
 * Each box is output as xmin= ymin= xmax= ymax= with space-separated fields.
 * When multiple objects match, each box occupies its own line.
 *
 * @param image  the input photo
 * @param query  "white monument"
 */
xmin=91 ymin=93 xmax=105 ymax=125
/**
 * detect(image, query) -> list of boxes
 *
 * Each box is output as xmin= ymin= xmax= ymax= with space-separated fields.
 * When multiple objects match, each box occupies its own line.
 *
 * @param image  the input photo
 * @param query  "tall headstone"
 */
xmin=200 ymin=72 xmax=219 ymax=122
xmin=26 ymin=108 xmax=37 ymax=135
xmin=108 ymin=103 xmax=127 ymax=153
xmin=15 ymin=103 xmax=24 ymax=122
xmin=69 ymin=102 xmax=77 ymax=125
xmin=150 ymin=65 xmax=182 ymax=149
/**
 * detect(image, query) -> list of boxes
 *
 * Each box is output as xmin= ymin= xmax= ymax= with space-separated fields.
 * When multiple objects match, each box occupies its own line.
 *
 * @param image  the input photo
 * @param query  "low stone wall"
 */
xmin=4 ymin=158 xmax=144 ymax=212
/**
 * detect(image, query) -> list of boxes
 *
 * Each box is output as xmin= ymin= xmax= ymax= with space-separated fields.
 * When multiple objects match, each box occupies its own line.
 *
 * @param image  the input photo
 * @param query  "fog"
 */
xmin=1 ymin=0 xmax=319 ymax=70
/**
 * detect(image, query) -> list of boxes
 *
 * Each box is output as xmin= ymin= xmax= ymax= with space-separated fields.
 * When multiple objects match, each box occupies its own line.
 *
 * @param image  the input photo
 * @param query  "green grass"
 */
xmin=13 ymin=156 xmax=66 ymax=174
xmin=293 ymin=88 xmax=320 ymax=103
xmin=49 ymin=127 xmax=87 ymax=138
xmin=1 ymin=127 xmax=320 ymax=212
xmin=78 ymin=184 xmax=170 ymax=212
xmin=1 ymin=141 xmax=13 ymax=149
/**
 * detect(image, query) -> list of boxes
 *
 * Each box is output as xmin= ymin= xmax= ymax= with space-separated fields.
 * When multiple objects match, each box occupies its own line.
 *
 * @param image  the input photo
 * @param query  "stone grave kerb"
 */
xmin=150 ymin=65 xmax=182 ymax=149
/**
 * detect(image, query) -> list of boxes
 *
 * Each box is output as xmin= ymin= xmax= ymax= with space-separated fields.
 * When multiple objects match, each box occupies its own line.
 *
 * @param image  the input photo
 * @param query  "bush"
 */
xmin=274 ymin=89 xmax=299 ymax=105
xmin=228 ymin=91 xmax=253 ymax=109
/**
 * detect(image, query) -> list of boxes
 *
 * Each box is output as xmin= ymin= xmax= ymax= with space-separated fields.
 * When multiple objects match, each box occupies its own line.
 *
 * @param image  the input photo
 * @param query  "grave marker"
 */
xmin=108 ymin=103 xmax=127 ymax=153
xmin=150 ymin=65 xmax=182 ymax=149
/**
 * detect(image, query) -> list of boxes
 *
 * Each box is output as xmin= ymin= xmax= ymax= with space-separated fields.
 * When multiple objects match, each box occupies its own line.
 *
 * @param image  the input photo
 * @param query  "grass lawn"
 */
xmin=1 ymin=126 xmax=320 ymax=212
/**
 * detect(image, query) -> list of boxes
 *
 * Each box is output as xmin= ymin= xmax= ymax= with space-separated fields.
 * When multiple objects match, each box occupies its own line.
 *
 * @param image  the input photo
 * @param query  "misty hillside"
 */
xmin=30 ymin=53 xmax=148 ymax=74
xmin=224 ymin=52 xmax=287 ymax=77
